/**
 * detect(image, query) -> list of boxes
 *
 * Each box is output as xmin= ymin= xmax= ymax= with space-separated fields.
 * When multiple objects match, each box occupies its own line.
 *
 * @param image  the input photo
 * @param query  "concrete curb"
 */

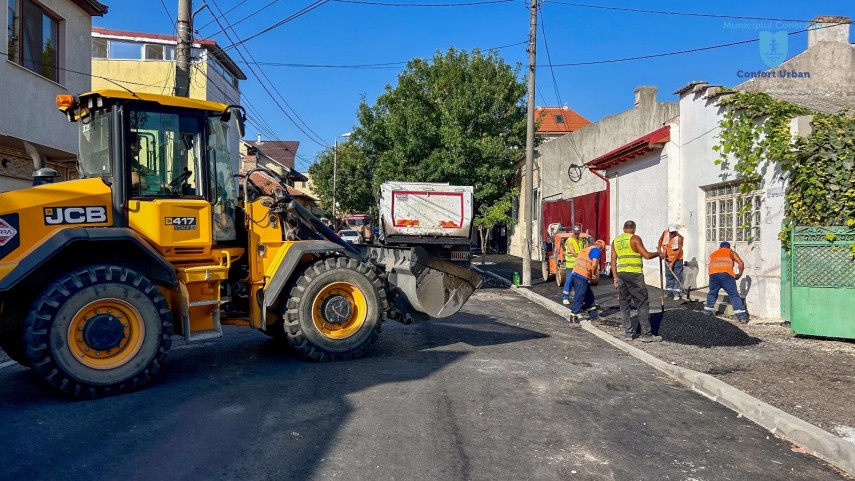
xmin=472 ymin=266 xmax=855 ymax=476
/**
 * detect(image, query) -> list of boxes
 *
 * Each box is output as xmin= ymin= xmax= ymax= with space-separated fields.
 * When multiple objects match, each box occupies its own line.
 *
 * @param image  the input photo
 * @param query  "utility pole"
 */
xmin=175 ymin=0 xmax=192 ymax=97
xmin=521 ymin=0 xmax=538 ymax=287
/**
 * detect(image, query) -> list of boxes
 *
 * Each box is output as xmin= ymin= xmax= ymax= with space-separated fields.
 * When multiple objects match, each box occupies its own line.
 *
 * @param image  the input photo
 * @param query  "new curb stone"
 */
xmin=473 ymin=266 xmax=855 ymax=476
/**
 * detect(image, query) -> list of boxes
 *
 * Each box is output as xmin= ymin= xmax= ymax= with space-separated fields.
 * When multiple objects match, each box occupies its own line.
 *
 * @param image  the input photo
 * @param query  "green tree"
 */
xmin=354 ymin=47 xmax=528 ymax=247
xmin=473 ymin=189 xmax=517 ymax=264
xmin=308 ymin=140 xmax=376 ymax=218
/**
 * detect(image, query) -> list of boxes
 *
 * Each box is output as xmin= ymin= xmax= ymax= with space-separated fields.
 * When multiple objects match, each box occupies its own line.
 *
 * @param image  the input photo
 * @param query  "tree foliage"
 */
xmin=307 ymin=141 xmax=376 ymax=215
xmin=354 ymin=47 xmax=528 ymax=223
xmin=715 ymin=91 xmax=855 ymax=251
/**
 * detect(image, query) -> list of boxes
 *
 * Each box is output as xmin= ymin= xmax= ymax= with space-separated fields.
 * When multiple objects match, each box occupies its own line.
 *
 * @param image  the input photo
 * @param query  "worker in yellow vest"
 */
xmin=562 ymin=225 xmax=585 ymax=305
xmin=658 ymin=223 xmax=684 ymax=300
xmin=610 ymin=220 xmax=665 ymax=342
xmin=705 ymin=242 xmax=748 ymax=323
xmin=568 ymin=239 xmax=606 ymax=326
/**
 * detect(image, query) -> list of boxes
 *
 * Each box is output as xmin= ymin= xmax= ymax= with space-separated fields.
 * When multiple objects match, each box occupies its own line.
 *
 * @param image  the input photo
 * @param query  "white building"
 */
xmin=0 ymin=0 xmax=108 ymax=191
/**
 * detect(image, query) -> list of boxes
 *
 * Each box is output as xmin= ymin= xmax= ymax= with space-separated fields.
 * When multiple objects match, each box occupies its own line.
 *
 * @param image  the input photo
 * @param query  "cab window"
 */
xmin=129 ymin=110 xmax=202 ymax=198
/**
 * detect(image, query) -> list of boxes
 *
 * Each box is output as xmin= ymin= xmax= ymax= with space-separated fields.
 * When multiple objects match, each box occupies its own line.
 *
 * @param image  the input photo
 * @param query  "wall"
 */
xmin=605 ymin=134 xmax=677 ymax=286
xmin=508 ymin=87 xmax=679 ymax=259
xmin=0 ymin=0 xmax=93 ymax=161
xmin=506 ymin=155 xmax=542 ymax=261
xmin=677 ymin=85 xmax=785 ymax=319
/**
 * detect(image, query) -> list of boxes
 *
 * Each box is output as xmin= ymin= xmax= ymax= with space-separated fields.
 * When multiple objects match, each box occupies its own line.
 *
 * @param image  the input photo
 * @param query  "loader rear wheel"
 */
xmin=541 ymin=260 xmax=552 ymax=281
xmin=556 ymin=265 xmax=566 ymax=287
xmin=284 ymin=257 xmax=387 ymax=361
xmin=24 ymin=265 xmax=173 ymax=398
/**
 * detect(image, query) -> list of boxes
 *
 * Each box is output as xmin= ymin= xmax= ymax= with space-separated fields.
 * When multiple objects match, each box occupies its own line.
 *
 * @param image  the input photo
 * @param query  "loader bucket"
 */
xmin=368 ymin=246 xmax=482 ymax=319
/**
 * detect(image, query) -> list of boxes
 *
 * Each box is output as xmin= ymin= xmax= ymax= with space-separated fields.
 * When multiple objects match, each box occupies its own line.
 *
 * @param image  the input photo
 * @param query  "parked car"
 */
xmin=338 ymin=229 xmax=362 ymax=244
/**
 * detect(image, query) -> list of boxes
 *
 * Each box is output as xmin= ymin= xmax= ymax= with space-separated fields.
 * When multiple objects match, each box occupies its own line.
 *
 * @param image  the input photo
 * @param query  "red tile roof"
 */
xmin=587 ymin=126 xmax=671 ymax=169
xmin=535 ymin=106 xmax=590 ymax=134
xmin=242 ymin=171 xmax=316 ymax=201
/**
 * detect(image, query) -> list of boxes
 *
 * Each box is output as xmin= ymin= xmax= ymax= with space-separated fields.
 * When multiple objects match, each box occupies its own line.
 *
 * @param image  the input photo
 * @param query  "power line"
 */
xmin=235 ymin=40 xmax=527 ymax=70
xmin=208 ymin=0 xmax=330 ymax=148
xmin=159 ymin=0 xmax=177 ymax=30
xmin=544 ymin=2 xmax=815 ymax=23
xmin=196 ymin=0 xmax=248 ymax=33
xmin=201 ymin=0 xmax=281 ymax=37
xmin=221 ymin=0 xmax=330 ymax=52
xmin=331 ymin=0 xmax=514 ymax=6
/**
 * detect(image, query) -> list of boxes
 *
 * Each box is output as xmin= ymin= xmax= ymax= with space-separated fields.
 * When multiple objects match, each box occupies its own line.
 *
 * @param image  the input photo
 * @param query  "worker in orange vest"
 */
xmin=568 ymin=239 xmax=606 ymax=326
xmin=704 ymin=241 xmax=748 ymax=323
xmin=658 ymin=223 xmax=684 ymax=300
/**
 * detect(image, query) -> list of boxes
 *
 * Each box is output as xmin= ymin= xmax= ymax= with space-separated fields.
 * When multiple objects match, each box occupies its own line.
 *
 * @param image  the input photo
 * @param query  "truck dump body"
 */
xmin=380 ymin=182 xmax=474 ymax=240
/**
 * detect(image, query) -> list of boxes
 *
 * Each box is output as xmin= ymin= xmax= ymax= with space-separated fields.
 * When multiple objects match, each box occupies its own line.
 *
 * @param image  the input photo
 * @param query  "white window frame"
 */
xmin=704 ymin=181 xmax=762 ymax=243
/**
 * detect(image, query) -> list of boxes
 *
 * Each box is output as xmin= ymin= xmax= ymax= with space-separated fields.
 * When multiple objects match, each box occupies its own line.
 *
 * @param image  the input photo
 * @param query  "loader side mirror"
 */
xmin=235 ymin=111 xmax=245 ymax=138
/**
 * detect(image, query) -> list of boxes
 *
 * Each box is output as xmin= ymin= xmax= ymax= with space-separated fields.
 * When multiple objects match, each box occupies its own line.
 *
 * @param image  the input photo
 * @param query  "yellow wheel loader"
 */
xmin=0 ymin=90 xmax=481 ymax=398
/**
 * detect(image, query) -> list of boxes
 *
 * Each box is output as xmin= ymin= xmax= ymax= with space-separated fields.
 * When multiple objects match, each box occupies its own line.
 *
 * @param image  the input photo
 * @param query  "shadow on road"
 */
xmin=0 ymin=303 xmax=547 ymax=481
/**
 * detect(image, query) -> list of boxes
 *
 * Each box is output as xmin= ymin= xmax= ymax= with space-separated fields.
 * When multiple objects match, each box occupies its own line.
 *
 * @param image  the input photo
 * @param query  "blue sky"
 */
xmin=94 ymin=1 xmax=854 ymax=172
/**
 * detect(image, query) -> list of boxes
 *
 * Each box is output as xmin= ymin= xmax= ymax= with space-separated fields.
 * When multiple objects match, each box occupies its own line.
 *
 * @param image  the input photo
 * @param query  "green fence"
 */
xmin=788 ymin=226 xmax=855 ymax=339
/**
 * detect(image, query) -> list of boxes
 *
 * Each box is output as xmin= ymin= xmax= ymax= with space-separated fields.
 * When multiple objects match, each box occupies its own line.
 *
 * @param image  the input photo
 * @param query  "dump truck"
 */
xmin=378 ymin=182 xmax=474 ymax=265
xmin=0 ymin=90 xmax=481 ymax=398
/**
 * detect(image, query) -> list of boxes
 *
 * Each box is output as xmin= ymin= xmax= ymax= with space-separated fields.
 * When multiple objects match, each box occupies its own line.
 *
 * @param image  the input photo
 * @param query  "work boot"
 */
xmin=562 ymin=297 xmax=570 ymax=305
xmin=641 ymin=334 xmax=663 ymax=343
xmin=737 ymin=317 xmax=749 ymax=325
xmin=672 ymin=295 xmax=681 ymax=301
xmin=624 ymin=333 xmax=637 ymax=342
xmin=586 ymin=306 xmax=599 ymax=319
xmin=568 ymin=313 xmax=581 ymax=327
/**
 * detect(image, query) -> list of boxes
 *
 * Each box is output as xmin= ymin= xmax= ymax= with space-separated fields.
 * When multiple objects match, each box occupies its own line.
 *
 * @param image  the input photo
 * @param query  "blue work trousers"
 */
xmin=562 ymin=268 xmax=574 ymax=298
xmin=705 ymin=273 xmax=747 ymax=320
xmin=570 ymin=275 xmax=595 ymax=314
xmin=665 ymin=260 xmax=684 ymax=296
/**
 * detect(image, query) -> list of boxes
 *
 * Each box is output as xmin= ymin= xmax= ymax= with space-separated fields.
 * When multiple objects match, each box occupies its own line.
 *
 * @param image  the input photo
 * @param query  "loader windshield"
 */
xmin=129 ymin=110 xmax=201 ymax=197
xmin=78 ymin=108 xmax=112 ymax=177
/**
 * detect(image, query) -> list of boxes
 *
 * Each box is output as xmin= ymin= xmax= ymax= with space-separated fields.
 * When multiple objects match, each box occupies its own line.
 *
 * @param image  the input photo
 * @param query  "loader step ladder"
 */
xmin=178 ymin=251 xmax=231 ymax=342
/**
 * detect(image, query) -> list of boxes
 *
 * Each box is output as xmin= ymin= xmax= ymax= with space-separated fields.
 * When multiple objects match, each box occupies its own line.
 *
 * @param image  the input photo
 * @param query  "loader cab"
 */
xmin=65 ymin=90 xmax=242 ymax=251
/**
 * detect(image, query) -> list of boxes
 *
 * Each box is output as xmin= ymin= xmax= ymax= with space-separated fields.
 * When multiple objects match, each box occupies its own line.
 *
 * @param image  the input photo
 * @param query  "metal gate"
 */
xmin=788 ymin=226 xmax=855 ymax=339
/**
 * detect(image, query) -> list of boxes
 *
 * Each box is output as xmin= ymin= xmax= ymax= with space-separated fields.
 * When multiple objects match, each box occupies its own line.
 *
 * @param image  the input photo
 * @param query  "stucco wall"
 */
xmin=0 ymin=0 xmax=93 ymax=159
xmin=606 ymin=136 xmax=676 ymax=286
xmin=508 ymin=87 xmax=679 ymax=260
xmin=677 ymin=87 xmax=786 ymax=319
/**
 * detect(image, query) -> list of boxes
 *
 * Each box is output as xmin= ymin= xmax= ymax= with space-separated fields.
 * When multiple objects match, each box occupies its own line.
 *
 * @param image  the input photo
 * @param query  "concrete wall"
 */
xmin=677 ymin=85 xmax=786 ymax=319
xmin=0 ymin=0 xmax=93 ymax=159
xmin=605 ymin=130 xmax=679 ymax=286
xmin=508 ymin=87 xmax=679 ymax=259
xmin=507 ymin=156 xmax=542 ymax=261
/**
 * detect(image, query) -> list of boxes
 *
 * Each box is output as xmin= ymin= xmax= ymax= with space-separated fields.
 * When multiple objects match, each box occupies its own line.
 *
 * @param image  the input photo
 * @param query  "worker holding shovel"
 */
xmin=658 ymin=223 xmax=685 ymax=301
xmin=611 ymin=220 xmax=665 ymax=342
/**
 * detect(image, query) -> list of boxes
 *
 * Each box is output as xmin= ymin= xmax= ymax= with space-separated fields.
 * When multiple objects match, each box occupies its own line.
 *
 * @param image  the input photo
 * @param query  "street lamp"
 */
xmin=333 ymin=132 xmax=352 ymax=229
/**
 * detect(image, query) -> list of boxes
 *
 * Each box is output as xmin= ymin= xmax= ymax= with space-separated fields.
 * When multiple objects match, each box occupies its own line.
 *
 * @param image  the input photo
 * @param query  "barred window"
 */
xmin=704 ymin=182 xmax=761 ymax=242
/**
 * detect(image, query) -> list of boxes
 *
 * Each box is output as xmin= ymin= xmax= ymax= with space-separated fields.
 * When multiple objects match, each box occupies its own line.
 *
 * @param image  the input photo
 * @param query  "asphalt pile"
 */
xmin=596 ymin=306 xmax=762 ymax=348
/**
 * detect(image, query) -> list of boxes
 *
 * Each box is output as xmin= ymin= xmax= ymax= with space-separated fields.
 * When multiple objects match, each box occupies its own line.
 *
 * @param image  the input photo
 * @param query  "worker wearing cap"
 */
xmin=611 ymin=220 xmax=664 ymax=342
xmin=562 ymin=226 xmax=585 ymax=305
xmin=705 ymin=242 xmax=748 ymax=323
xmin=568 ymin=239 xmax=606 ymax=326
xmin=658 ymin=223 xmax=685 ymax=300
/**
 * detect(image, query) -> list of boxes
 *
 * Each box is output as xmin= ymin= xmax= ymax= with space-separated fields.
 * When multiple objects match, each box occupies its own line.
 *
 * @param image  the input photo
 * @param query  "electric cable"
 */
xmin=221 ymin=0 xmax=330 ymax=52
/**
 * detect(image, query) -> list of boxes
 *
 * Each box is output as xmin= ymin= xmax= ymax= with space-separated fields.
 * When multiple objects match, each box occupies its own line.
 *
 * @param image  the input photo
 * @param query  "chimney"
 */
xmin=256 ymin=133 xmax=262 ymax=144
xmin=634 ymin=86 xmax=658 ymax=107
xmin=808 ymin=16 xmax=851 ymax=48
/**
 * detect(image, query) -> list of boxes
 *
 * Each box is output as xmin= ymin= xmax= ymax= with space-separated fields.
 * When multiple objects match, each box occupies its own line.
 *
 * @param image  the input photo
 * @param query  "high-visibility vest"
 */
xmin=661 ymin=230 xmax=683 ymax=262
xmin=613 ymin=233 xmax=643 ymax=274
xmin=564 ymin=236 xmax=582 ymax=265
xmin=572 ymin=246 xmax=597 ymax=279
xmin=708 ymin=248 xmax=735 ymax=277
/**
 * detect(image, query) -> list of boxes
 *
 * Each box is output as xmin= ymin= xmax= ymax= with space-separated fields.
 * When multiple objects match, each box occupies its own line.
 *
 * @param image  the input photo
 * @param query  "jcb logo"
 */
xmin=44 ymin=206 xmax=109 ymax=225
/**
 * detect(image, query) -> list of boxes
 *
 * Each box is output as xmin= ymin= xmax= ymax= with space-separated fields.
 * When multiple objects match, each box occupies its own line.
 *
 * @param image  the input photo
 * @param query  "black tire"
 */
xmin=24 ymin=265 xmax=173 ymax=398
xmin=556 ymin=265 xmax=566 ymax=287
xmin=541 ymin=260 xmax=552 ymax=281
xmin=283 ymin=257 xmax=387 ymax=361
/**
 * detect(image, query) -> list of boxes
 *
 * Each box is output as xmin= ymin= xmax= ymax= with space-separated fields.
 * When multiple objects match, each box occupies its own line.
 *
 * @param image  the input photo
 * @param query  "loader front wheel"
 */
xmin=284 ymin=257 xmax=387 ymax=361
xmin=556 ymin=265 xmax=566 ymax=287
xmin=24 ymin=265 xmax=173 ymax=398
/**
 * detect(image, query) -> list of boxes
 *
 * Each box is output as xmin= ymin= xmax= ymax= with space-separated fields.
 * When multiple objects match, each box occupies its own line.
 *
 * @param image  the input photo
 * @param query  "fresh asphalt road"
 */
xmin=0 ymin=288 xmax=847 ymax=481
